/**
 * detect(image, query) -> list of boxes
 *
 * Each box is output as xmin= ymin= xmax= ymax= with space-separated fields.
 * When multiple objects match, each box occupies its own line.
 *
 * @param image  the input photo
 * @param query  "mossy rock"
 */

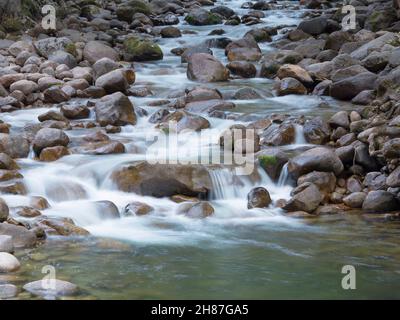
xmin=116 ymin=0 xmax=151 ymax=23
xmin=364 ymin=9 xmax=397 ymax=32
xmin=123 ymin=37 xmax=163 ymax=62
xmin=259 ymin=155 xmax=278 ymax=167
xmin=185 ymin=10 xmax=223 ymax=26
xmin=64 ymin=43 xmax=78 ymax=57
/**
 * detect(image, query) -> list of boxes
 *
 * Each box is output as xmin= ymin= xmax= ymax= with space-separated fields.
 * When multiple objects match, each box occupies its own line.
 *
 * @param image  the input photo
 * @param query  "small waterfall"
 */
xmin=294 ymin=124 xmax=306 ymax=145
xmin=277 ymin=163 xmax=290 ymax=187
xmin=209 ymin=168 xmax=240 ymax=200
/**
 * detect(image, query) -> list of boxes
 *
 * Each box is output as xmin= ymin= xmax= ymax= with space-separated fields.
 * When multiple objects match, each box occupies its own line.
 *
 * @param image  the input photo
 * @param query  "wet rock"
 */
xmin=283 ymin=182 xmax=323 ymax=213
xmin=38 ymin=110 xmax=69 ymax=123
xmin=261 ymin=123 xmax=295 ymax=146
xmin=303 ymin=116 xmax=331 ymax=145
xmin=0 ymin=252 xmax=20 ymax=273
xmin=351 ymin=90 xmax=375 ymax=105
xmin=44 ymin=86 xmax=70 ymax=103
xmin=160 ymin=26 xmax=181 ymax=38
xmin=354 ymin=143 xmax=379 ymax=171
xmin=351 ymin=32 xmax=398 ymax=60
xmin=181 ymin=46 xmax=213 ymax=63
xmin=343 ymin=192 xmax=366 ymax=208
xmin=15 ymin=206 xmax=41 ymax=218
xmin=124 ymin=201 xmax=154 ymax=216
xmin=329 ymin=111 xmax=350 ymax=130
xmin=9 ymin=80 xmax=38 ymax=96
xmin=76 ymin=140 xmax=125 ymax=155
xmin=0 ymin=223 xmax=37 ymax=248
xmin=364 ymin=172 xmax=387 ymax=191
xmin=0 ymin=284 xmax=18 ymax=299
xmin=257 ymin=149 xmax=288 ymax=181
xmin=111 ymin=162 xmax=212 ymax=198
xmin=34 ymin=37 xmax=73 ymax=58
xmin=185 ymin=99 xmax=234 ymax=114
xmin=123 ymin=37 xmax=163 ymax=62
xmin=382 ymin=138 xmax=400 ymax=159
xmin=0 ymin=198 xmax=9 ymax=222
xmin=39 ymin=146 xmax=70 ymax=162
xmin=288 ymin=147 xmax=344 ymax=179
xmin=95 ymin=92 xmax=136 ymax=126
xmin=93 ymin=201 xmax=120 ymax=220
xmin=330 ymin=72 xmax=378 ymax=101
xmin=387 ymin=166 xmax=400 ymax=188
xmin=93 ymin=58 xmax=120 ymax=79
xmin=61 ymin=104 xmax=90 ymax=120
xmin=225 ymin=38 xmax=262 ymax=61
xmin=158 ymin=110 xmax=210 ymax=133
xmin=177 ymin=201 xmax=214 ymax=219
xmin=362 ymin=191 xmax=399 ymax=213
xmin=186 ymin=87 xmax=222 ymax=103
xmin=33 ymin=128 xmax=70 ymax=156
xmin=23 ymin=279 xmax=78 ymax=299
xmin=297 ymin=17 xmax=328 ymax=36
xmin=0 ymin=134 xmax=30 ymax=158
xmin=95 ymin=69 xmax=135 ymax=94
xmin=0 ymin=235 xmax=13 ymax=253
xmin=298 ymin=171 xmax=336 ymax=196
xmin=247 ymin=187 xmax=271 ymax=209
xmin=37 ymin=217 xmax=90 ymax=236
xmin=233 ymin=87 xmax=262 ymax=100
xmin=276 ymin=77 xmax=307 ymax=96
xmin=48 ymin=51 xmax=77 ymax=69
xmin=227 ymin=61 xmax=257 ymax=78
xmin=277 ymin=64 xmax=313 ymax=86
xmin=0 ymin=153 xmax=19 ymax=170
xmin=220 ymin=124 xmax=260 ymax=154
xmin=187 ymin=53 xmax=229 ymax=82
xmin=185 ymin=8 xmax=223 ymax=26
xmin=315 ymin=204 xmax=349 ymax=215
xmin=83 ymin=41 xmax=119 ymax=65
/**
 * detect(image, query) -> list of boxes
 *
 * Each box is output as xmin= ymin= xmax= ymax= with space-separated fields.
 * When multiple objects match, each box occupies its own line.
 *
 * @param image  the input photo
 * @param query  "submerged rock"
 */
xmin=95 ymin=92 xmax=136 ymax=126
xmin=177 ymin=201 xmax=214 ymax=218
xmin=0 ymin=252 xmax=20 ymax=272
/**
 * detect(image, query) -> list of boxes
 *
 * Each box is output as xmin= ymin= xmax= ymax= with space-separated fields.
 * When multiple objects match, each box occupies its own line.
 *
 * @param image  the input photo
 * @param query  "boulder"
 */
xmin=387 ymin=166 xmax=400 ymax=188
xmin=158 ymin=110 xmax=210 ymax=133
xmin=0 ymin=235 xmax=13 ymax=253
xmin=34 ymin=37 xmax=73 ymax=58
xmin=95 ymin=92 xmax=136 ymax=126
xmin=261 ymin=123 xmax=295 ymax=146
xmin=187 ymin=53 xmax=229 ymax=82
xmin=0 ymin=198 xmax=9 ymax=222
xmin=303 ymin=116 xmax=331 ymax=144
xmin=297 ymin=17 xmax=328 ymax=36
xmin=330 ymin=72 xmax=377 ymax=101
xmin=225 ymin=38 xmax=262 ymax=62
xmin=0 ymin=284 xmax=17 ymax=299
xmin=48 ymin=51 xmax=77 ymax=69
xmin=298 ymin=171 xmax=336 ymax=196
xmin=247 ymin=187 xmax=272 ymax=209
xmin=185 ymin=8 xmax=223 ymax=26
xmin=9 ymin=80 xmax=38 ymax=95
xmin=111 ymin=162 xmax=212 ymax=198
xmin=32 ymin=128 xmax=70 ymax=156
xmin=227 ymin=61 xmax=257 ymax=78
xmin=95 ymin=69 xmax=135 ymax=94
xmin=93 ymin=58 xmax=120 ymax=78
xmin=0 ymin=223 xmax=37 ymax=248
xmin=362 ymin=191 xmax=399 ymax=213
xmin=276 ymin=78 xmax=307 ymax=96
xmin=277 ymin=64 xmax=313 ymax=86
xmin=288 ymin=147 xmax=344 ymax=179
xmin=0 ymin=134 xmax=30 ymax=158
xmin=83 ymin=41 xmax=119 ymax=64
xmin=123 ymin=37 xmax=163 ymax=62
xmin=283 ymin=183 xmax=323 ymax=213
xmin=343 ymin=192 xmax=366 ymax=208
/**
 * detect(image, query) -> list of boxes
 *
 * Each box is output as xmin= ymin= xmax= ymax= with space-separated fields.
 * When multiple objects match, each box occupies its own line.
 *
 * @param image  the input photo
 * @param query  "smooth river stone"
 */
xmin=0 ymin=284 xmax=18 ymax=299
xmin=0 ymin=235 xmax=14 ymax=253
xmin=0 ymin=252 xmax=20 ymax=272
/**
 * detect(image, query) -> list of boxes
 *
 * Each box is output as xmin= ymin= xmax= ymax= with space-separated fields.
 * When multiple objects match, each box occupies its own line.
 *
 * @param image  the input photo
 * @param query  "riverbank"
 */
xmin=0 ymin=0 xmax=400 ymax=299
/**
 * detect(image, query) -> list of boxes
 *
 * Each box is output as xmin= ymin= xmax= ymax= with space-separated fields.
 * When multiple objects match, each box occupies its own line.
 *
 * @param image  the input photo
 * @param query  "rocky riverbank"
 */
xmin=0 ymin=0 xmax=400 ymax=299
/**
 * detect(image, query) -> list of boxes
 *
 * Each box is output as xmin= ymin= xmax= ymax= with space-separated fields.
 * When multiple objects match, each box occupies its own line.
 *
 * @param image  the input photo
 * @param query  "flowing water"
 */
xmin=2 ymin=0 xmax=400 ymax=299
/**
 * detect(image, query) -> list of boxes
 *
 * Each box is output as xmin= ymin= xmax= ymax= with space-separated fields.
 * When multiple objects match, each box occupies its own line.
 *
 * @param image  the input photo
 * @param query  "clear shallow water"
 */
xmin=2 ymin=0 xmax=400 ymax=299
